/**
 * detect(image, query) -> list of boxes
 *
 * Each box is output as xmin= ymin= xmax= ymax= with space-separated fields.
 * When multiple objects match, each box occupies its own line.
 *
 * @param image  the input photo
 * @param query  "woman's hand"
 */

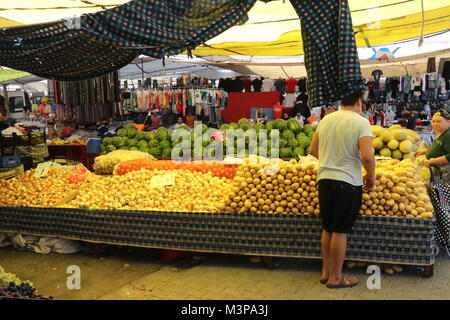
xmin=414 ymin=149 xmax=426 ymax=157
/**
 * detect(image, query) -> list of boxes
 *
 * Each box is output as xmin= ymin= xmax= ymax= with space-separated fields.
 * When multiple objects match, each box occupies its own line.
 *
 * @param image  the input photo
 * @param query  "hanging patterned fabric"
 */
xmin=289 ymin=0 xmax=365 ymax=107
xmin=0 ymin=0 xmax=363 ymax=109
xmin=0 ymin=0 xmax=256 ymax=81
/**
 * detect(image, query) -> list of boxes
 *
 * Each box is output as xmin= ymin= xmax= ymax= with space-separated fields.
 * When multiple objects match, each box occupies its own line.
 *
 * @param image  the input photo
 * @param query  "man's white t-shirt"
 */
xmin=316 ymin=109 xmax=372 ymax=186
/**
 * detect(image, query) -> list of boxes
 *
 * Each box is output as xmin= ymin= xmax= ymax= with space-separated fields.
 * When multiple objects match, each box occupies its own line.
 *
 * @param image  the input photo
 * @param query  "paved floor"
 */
xmin=1 ymin=245 xmax=449 ymax=300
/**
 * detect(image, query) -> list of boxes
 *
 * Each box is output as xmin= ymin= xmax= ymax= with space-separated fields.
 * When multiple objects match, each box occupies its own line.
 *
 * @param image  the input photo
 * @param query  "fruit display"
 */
xmin=0 ymin=154 xmax=433 ymax=219
xmin=114 ymin=159 xmax=238 ymax=179
xmin=360 ymin=159 xmax=433 ymax=218
xmin=220 ymin=119 xmax=315 ymax=158
xmin=225 ymin=156 xmax=320 ymax=215
xmin=0 ymin=266 xmax=51 ymax=300
xmin=372 ymin=125 xmax=421 ymax=159
xmin=48 ymin=139 xmax=86 ymax=145
xmin=93 ymin=150 xmax=155 ymax=175
xmin=65 ymin=169 xmax=232 ymax=212
xmin=0 ymin=168 xmax=87 ymax=207
xmin=104 ymin=119 xmax=315 ymax=160
xmin=224 ymin=156 xmax=432 ymax=218
xmin=102 ymin=125 xmax=170 ymax=156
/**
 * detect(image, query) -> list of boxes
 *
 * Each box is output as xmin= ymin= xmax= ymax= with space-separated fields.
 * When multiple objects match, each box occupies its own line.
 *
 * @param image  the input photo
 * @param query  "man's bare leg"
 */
xmin=327 ymin=232 xmax=358 ymax=285
xmin=321 ymin=230 xmax=332 ymax=281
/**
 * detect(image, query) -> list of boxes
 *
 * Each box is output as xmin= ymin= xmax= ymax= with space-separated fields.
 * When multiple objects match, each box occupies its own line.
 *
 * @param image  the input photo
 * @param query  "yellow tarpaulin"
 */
xmin=0 ymin=17 xmax=21 ymax=27
xmin=0 ymin=0 xmax=448 ymax=55
xmin=193 ymin=1 xmax=450 ymax=56
xmin=0 ymin=69 xmax=32 ymax=82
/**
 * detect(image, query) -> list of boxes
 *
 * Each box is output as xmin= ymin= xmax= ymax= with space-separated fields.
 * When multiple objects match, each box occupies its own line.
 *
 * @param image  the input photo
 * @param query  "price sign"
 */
xmin=151 ymin=174 xmax=176 ymax=188
xmin=34 ymin=161 xmax=59 ymax=178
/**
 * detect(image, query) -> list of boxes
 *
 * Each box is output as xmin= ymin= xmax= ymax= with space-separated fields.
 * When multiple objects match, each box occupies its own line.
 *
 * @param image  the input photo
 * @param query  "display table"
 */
xmin=0 ymin=207 xmax=435 ymax=277
xmin=47 ymin=144 xmax=88 ymax=168
xmin=221 ymin=92 xmax=280 ymax=123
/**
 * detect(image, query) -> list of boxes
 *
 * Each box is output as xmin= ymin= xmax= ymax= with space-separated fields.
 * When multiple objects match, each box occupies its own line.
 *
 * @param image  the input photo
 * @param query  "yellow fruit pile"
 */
xmin=372 ymin=125 xmax=420 ymax=160
xmin=360 ymin=159 xmax=433 ymax=218
xmin=66 ymin=169 xmax=232 ymax=212
xmin=0 ymin=169 xmax=86 ymax=207
xmin=93 ymin=150 xmax=154 ymax=175
xmin=225 ymin=157 xmax=319 ymax=215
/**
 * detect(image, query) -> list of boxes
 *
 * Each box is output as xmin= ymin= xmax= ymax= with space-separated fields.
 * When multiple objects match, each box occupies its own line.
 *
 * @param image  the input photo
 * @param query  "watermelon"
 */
xmin=127 ymin=128 xmax=138 ymax=139
xmin=281 ymin=130 xmax=295 ymax=140
xmin=273 ymin=119 xmax=287 ymax=132
xmin=149 ymin=147 xmax=161 ymax=157
xmin=117 ymin=128 xmax=128 ymax=137
xmin=162 ymin=148 xmax=172 ymax=158
xmin=293 ymin=147 xmax=305 ymax=157
xmin=280 ymin=148 xmax=293 ymax=158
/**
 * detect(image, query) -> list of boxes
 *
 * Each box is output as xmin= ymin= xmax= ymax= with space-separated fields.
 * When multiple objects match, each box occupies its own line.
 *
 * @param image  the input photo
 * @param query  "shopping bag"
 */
xmin=428 ymin=164 xmax=450 ymax=249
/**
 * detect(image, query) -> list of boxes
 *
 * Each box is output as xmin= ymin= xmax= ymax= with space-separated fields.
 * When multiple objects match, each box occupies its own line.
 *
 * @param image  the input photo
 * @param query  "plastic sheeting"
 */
xmin=0 ymin=232 xmax=80 ymax=254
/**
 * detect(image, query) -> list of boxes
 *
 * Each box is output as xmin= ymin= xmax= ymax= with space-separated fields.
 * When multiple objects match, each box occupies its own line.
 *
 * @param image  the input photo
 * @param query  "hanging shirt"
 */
xmin=297 ymin=78 xmax=307 ymax=92
xmin=252 ymin=79 xmax=263 ymax=92
xmin=274 ymin=79 xmax=287 ymax=95
xmin=262 ymin=79 xmax=275 ymax=92
xmin=283 ymin=93 xmax=297 ymax=108
xmin=244 ymin=78 xmax=253 ymax=92
xmin=286 ymin=78 xmax=298 ymax=93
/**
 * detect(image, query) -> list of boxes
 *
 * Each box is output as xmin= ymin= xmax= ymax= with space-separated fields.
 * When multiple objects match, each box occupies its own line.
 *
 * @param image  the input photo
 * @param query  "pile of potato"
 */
xmin=360 ymin=159 xmax=433 ymax=218
xmin=225 ymin=156 xmax=320 ymax=215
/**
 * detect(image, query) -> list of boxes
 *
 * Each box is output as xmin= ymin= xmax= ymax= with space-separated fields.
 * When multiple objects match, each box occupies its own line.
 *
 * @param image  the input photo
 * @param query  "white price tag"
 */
xmin=151 ymin=174 xmax=176 ymax=188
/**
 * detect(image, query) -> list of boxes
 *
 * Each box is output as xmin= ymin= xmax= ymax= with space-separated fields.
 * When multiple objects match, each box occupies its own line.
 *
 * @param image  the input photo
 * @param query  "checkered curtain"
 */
xmin=82 ymin=0 xmax=257 ymax=58
xmin=0 ymin=0 xmax=364 ymax=107
xmin=0 ymin=0 xmax=257 ymax=81
xmin=289 ymin=0 xmax=365 ymax=107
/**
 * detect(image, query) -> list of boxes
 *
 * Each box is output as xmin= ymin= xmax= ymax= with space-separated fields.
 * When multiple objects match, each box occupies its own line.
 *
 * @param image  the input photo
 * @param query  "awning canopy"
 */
xmin=0 ymin=0 xmax=367 ymax=108
xmin=166 ymin=48 xmax=450 ymax=79
xmin=0 ymin=0 xmax=448 ymax=57
xmin=119 ymin=59 xmax=241 ymax=80
xmin=0 ymin=68 xmax=32 ymax=82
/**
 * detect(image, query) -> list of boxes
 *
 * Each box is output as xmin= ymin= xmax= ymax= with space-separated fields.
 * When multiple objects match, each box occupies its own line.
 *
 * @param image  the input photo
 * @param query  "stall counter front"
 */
xmin=0 ymin=206 xmax=436 ymax=278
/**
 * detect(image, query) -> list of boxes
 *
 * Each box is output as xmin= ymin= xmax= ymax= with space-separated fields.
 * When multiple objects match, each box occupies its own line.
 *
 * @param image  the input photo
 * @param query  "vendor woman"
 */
xmin=414 ymin=109 xmax=450 ymax=167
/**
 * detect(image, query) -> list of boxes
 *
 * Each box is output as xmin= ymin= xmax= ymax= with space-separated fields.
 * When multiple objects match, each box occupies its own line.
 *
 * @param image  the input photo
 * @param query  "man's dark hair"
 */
xmin=340 ymin=89 xmax=365 ymax=107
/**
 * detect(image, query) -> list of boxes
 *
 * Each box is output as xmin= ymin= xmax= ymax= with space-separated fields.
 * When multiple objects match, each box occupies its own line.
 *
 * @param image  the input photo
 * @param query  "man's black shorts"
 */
xmin=318 ymin=179 xmax=363 ymax=234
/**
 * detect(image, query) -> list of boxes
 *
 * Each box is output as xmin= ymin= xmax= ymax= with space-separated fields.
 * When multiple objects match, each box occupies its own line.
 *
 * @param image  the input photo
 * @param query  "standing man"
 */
xmin=309 ymin=89 xmax=376 ymax=289
xmin=0 ymin=111 xmax=9 ymax=132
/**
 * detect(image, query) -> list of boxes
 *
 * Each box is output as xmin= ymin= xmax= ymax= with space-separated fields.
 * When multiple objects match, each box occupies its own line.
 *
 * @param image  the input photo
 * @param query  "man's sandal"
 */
xmin=326 ymin=277 xmax=359 ymax=289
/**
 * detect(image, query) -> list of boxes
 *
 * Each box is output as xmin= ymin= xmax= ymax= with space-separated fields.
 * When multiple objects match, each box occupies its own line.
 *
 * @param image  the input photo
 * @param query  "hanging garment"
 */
xmin=284 ymin=93 xmax=297 ymax=108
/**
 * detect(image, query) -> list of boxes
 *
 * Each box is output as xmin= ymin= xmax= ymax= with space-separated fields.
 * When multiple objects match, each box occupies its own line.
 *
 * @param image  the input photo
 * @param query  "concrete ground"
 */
xmin=1 ymin=244 xmax=449 ymax=300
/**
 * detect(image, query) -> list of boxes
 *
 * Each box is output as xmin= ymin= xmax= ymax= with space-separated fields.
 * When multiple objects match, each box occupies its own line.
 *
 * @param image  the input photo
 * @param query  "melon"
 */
xmin=387 ymin=139 xmax=399 ymax=150
xmin=389 ymin=124 xmax=402 ymax=131
xmin=379 ymin=148 xmax=392 ymax=158
xmin=403 ymin=152 xmax=413 ymax=160
xmin=371 ymin=125 xmax=384 ymax=137
xmin=399 ymin=140 xmax=413 ymax=153
xmin=392 ymin=150 xmax=403 ymax=160
xmin=380 ymin=130 xmax=392 ymax=143
xmin=392 ymin=129 xmax=407 ymax=141
xmin=372 ymin=137 xmax=384 ymax=150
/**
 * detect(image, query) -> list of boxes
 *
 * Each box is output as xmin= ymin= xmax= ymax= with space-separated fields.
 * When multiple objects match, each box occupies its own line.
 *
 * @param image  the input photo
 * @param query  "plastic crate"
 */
xmin=0 ymin=156 xmax=21 ymax=168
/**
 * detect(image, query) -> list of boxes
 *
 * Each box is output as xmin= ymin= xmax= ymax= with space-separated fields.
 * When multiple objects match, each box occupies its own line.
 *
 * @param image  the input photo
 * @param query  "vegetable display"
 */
xmin=93 ymin=150 xmax=154 ymax=174
xmin=372 ymin=125 xmax=420 ymax=159
xmin=101 ymin=119 xmax=315 ymax=160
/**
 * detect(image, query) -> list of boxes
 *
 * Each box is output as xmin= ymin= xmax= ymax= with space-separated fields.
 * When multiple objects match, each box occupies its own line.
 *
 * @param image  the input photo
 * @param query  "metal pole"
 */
xmin=141 ymin=57 xmax=145 ymax=85
xmin=3 ymin=84 xmax=9 ymax=113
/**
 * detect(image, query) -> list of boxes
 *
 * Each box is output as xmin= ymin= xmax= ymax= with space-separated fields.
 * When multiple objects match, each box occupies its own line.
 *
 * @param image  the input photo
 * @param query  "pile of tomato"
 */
xmin=114 ymin=159 xmax=238 ymax=179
